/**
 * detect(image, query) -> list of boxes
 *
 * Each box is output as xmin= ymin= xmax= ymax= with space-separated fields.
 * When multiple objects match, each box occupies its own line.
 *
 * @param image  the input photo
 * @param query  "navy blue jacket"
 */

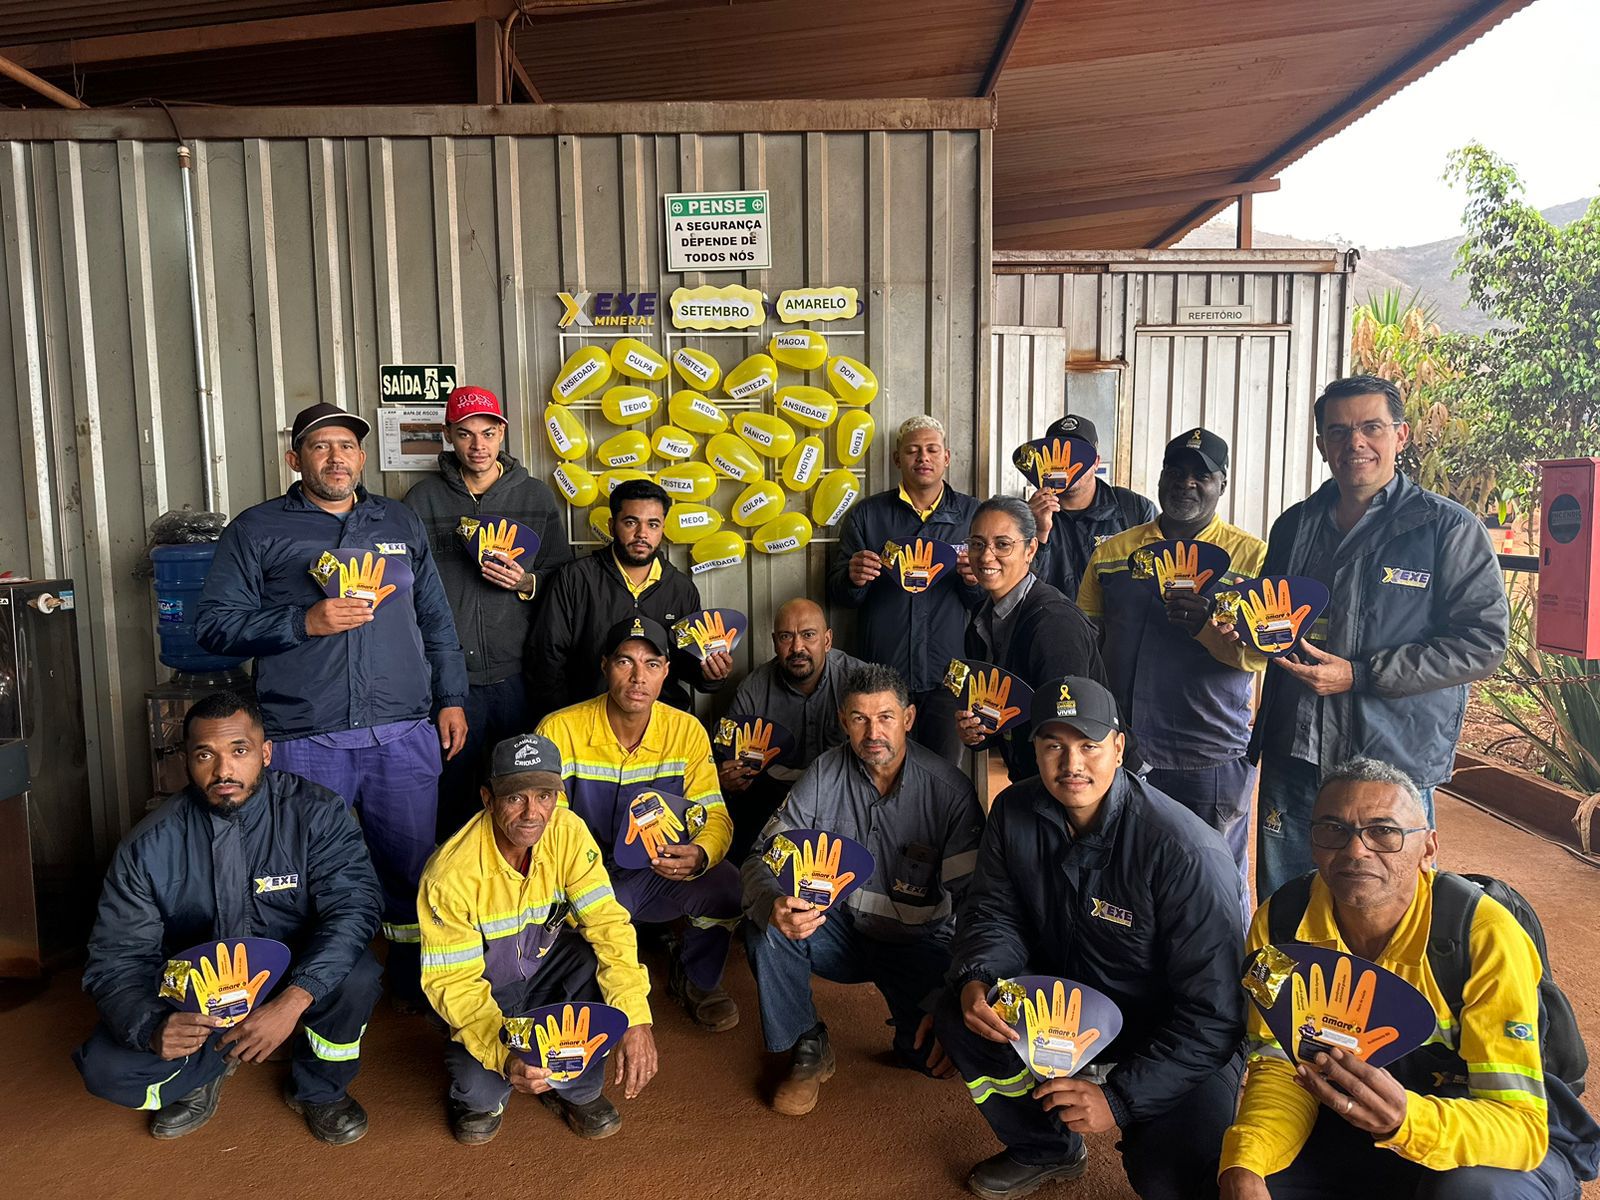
xmin=1031 ymin=480 xmax=1155 ymax=602
xmin=197 ymin=483 xmax=468 ymax=740
xmin=81 ymin=770 xmax=382 ymax=1052
xmin=950 ymin=771 xmax=1244 ymax=1127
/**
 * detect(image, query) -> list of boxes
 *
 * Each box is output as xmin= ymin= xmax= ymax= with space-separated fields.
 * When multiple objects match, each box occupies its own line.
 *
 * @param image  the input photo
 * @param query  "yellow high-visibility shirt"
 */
xmin=898 ymin=483 xmax=945 ymax=522
xmin=612 ymin=550 xmax=662 ymax=600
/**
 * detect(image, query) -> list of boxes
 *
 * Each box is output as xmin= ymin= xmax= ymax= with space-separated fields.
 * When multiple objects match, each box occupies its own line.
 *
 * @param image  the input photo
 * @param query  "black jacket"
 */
xmin=965 ymin=579 xmax=1108 ymax=781
xmin=828 ymin=485 xmax=983 ymax=692
xmin=950 ymin=771 xmax=1245 ymax=1128
xmin=81 ymin=770 xmax=382 ymax=1052
xmin=527 ymin=547 xmax=716 ymax=719
xmin=1032 ymin=481 xmax=1156 ymax=603
xmin=403 ymin=452 xmax=573 ymax=688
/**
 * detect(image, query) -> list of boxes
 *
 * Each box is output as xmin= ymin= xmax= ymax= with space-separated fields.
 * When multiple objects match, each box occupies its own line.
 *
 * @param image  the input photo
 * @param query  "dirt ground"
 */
xmin=3 ymin=790 xmax=1598 ymax=1200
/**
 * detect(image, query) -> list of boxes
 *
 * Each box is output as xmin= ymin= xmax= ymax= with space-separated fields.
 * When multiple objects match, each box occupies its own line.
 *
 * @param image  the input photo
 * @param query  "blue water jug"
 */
xmin=151 ymin=544 xmax=247 ymax=673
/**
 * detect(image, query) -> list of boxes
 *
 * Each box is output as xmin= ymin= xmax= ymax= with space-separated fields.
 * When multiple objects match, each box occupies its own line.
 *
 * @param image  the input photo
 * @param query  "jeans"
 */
xmin=1145 ymin=756 xmax=1255 ymax=925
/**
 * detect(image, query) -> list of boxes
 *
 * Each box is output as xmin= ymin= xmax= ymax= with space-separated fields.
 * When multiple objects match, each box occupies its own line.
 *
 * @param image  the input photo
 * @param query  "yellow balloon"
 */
xmin=775 ymin=385 xmax=838 ymax=430
xmin=753 ymin=512 xmax=815 ymax=556
xmin=813 ymin=468 xmax=861 ymax=526
xmin=609 ymin=337 xmax=668 ymax=382
xmin=664 ymin=503 xmax=725 ymax=545
xmin=672 ymin=346 xmax=722 ymax=392
xmin=587 ymin=506 xmax=614 ymax=543
xmin=690 ymin=530 xmax=747 ymax=574
xmin=544 ymin=404 xmax=588 ymax=461
xmin=836 ymin=409 xmax=875 ymax=466
xmin=600 ymin=384 xmax=660 ymax=426
xmin=651 ymin=425 xmax=700 ymax=461
xmin=598 ymin=468 xmax=652 ymax=496
xmin=657 ymin=461 xmax=717 ymax=502
xmin=734 ymin=411 xmax=797 ymax=459
xmin=596 ymin=429 xmax=651 ymax=469
xmin=706 ymin=432 xmax=762 ymax=482
xmin=732 ymin=480 xmax=785 ymax=528
xmin=827 ymin=354 xmax=878 ymax=406
xmin=769 ymin=328 xmax=828 ymax=371
xmin=781 ymin=437 xmax=826 ymax=491
xmin=724 ymin=353 xmax=777 ymax=401
xmin=668 ymin=390 xmax=730 ymax=436
xmin=551 ymin=345 xmax=612 ymax=404
xmin=551 ymin=462 xmax=599 ymax=508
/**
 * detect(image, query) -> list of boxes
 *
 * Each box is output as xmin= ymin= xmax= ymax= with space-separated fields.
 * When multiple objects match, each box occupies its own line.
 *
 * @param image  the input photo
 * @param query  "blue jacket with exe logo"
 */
xmin=197 ymin=483 xmax=468 ymax=741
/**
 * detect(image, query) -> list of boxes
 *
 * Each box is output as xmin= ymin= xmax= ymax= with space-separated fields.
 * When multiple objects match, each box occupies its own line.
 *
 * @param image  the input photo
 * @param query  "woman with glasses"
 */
xmin=954 ymin=495 xmax=1109 ymax=782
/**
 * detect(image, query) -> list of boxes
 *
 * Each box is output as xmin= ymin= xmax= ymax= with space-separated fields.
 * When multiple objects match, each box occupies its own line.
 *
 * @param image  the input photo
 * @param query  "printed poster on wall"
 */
xmin=378 ymin=404 xmax=447 ymax=471
xmin=664 ymin=191 xmax=772 ymax=272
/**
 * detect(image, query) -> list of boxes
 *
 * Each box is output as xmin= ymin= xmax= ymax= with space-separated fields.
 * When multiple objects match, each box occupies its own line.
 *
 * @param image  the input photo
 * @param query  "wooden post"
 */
xmin=1236 ymin=191 xmax=1254 ymax=250
xmin=474 ymin=16 xmax=503 ymax=105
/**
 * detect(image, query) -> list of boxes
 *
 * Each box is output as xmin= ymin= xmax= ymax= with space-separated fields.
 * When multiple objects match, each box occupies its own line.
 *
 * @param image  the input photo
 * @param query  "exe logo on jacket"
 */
xmin=1090 ymin=897 xmax=1134 ymax=928
xmin=376 ymin=541 xmax=407 ymax=555
xmin=254 ymin=873 xmax=300 ymax=894
xmin=556 ymin=291 xmax=659 ymax=329
xmin=1381 ymin=566 xmax=1432 ymax=589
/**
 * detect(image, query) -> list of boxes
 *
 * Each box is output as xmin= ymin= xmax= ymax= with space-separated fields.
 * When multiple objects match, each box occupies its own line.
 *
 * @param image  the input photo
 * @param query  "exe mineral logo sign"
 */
xmin=556 ymin=291 xmax=659 ymax=329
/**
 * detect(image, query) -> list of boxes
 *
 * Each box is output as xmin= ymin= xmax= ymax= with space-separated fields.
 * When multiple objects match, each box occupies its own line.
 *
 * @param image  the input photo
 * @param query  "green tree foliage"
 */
xmin=1442 ymin=144 xmax=1600 ymax=505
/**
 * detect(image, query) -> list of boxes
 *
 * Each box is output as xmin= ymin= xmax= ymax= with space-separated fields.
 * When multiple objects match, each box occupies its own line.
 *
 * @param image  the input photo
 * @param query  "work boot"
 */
xmin=448 ymin=1099 xmax=503 ymax=1146
xmin=149 ymin=1061 xmax=236 ymax=1140
xmin=670 ymin=958 xmax=739 ymax=1031
xmin=539 ymin=1091 xmax=622 ymax=1139
xmin=772 ymin=1024 xmax=835 ymax=1116
xmin=283 ymin=1088 xmax=369 ymax=1146
xmin=965 ymin=1146 xmax=1089 ymax=1200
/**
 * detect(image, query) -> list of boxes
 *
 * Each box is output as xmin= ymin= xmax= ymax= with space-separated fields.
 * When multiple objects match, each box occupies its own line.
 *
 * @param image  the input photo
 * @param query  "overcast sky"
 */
xmin=1249 ymin=0 xmax=1599 ymax=249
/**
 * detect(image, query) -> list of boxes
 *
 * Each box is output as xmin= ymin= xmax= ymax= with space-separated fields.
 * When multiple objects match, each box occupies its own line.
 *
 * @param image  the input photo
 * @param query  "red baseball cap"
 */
xmin=446 ymin=385 xmax=507 ymax=426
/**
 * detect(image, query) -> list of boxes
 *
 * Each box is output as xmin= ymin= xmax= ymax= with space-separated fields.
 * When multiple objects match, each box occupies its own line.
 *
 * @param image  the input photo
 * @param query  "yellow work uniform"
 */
xmin=1222 ymin=869 xmax=1549 ymax=1177
xmin=613 ymin=551 xmax=662 ymax=600
xmin=418 ymin=807 xmax=651 ymax=1074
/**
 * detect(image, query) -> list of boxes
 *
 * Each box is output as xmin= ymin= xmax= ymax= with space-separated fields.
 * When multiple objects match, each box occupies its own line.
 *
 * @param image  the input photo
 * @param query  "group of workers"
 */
xmin=69 ymin=378 xmax=1600 ymax=1200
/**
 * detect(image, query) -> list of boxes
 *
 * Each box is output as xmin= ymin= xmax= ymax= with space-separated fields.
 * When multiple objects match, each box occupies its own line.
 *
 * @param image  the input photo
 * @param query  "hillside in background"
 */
xmin=1177 ymin=197 xmax=1594 ymax=332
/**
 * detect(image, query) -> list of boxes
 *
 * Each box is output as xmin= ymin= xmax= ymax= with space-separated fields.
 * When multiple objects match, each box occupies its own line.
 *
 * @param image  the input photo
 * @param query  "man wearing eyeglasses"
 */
xmin=1220 ymin=757 xmax=1598 ymax=1199
xmin=1247 ymin=375 xmax=1508 ymax=898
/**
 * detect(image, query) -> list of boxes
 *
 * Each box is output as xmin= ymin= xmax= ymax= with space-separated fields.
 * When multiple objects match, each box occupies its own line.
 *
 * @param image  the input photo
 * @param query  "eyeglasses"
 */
xmin=1309 ymin=819 xmax=1428 ymax=854
xmin=1322 ymin=420 xmax=1401 ymax=444
xmin=965 ymin=537 xmax=1023 ymax=559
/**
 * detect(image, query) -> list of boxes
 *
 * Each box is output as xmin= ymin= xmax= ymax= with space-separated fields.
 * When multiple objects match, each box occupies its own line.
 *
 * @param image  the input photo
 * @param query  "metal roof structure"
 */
xmin=0 ymin=0 xmax=1535 ymax=248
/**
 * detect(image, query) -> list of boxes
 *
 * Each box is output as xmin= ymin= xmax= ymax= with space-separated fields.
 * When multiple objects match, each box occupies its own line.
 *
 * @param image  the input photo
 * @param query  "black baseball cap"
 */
xmin=1164 ymin=427 xmax=1228 ymax=474
xmin=602 ymin=614 xmax=671 ymax=658
xmin=1032 ymin=675 xmax=1122 ymax=742
xmin=1044 ymin=414 xmax=1100 ymax=448
xmin=489 ymin=733 xmax=562 ymax=781
xmin=291 ymin=402 xmax=371 ymax=448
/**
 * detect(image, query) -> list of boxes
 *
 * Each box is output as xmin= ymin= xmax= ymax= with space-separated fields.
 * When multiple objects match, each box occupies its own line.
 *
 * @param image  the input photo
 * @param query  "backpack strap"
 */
xmin=1425 ymin=870 xmax=1482 ymax=1024
xmin=1267 ymin=871 xmax=1318 ymax=945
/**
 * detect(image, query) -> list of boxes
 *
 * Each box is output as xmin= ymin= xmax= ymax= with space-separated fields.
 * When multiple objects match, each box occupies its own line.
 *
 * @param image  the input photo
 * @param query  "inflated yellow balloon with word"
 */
xmin=732 ymin=480 xmax=785 ymax=528
xmin=812 ymin=468 xmax=861 ymax=527
xmin=609 ymin=337 xmax=668 ymax=382
xmin=651 ymin=425 xmax=699 ymax=461
xmin=734 ymin=412 xmax=797 ymax=459
xmin=544 ymin=405 xmax=588 ymax=461
xmin=775 ymin=386 xmax=838 ymax=430
xmin=724 ymin=353 xmax=777 ymax=401
xmin=836 ymin=409 xmax=875 ymax=465
xmin=691 ymin=530 xmax=746 ymax=574
xmin=551 ymin=462 xmax=599 ymax=508
xmin=599 ymin=385 xmax=659 ymax=426
xmin=782 ymin=436 xmax=825 ymax=491
xmin=826 ymin=355 xmax=878 ymax=406
xmin=753 ymin=512 xmax=814 ymax=556
xmin=769 ymin=329 xmax=828 ymax=371
xmin=664 ymin=503 xmax=724 ymax=545
xmin=668 ymin=390 xmax=730 ymax=436
xmin=587 ymin=506 xmax=613 ymax=543
xmin=672 ymin=346 xmax=721 ymax=392
xmin=598 ymin=467 xmax=652 ymax=496
xmin=551 ymin=345 xmax=612 ymax=404
xmin=656 ymin=461 xmax=717 ymax=502
xmin=596 ymin=429 xmax=651 ymax=469
xmin=706 ymin=432 xmax=762 ymax=482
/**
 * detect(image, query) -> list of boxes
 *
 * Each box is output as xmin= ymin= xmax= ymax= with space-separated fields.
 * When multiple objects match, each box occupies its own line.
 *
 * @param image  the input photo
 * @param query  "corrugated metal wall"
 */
xmin=989 ymin=252 xmax=1352 ymax=536
xmin=0 ymin=103 xmax=992 ymax=848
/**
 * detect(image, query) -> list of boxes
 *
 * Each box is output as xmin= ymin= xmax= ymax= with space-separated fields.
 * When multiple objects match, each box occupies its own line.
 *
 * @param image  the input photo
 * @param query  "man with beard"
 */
xmin=198 ymin=402 xmax=468 ymax=1004
xmin=419 ymin=733 xmax=657 ymax=1144
xmin=402 ymin=386 xmax=573 ymax=837
xmin=528 ymin=478 xmax=730 ymax=720
xmin=1077 ymin=428 xmax=1265 ymax=913
xmin=935 ymin=675 xmax=1244 ymax=1200
xmin=720 ymin=598 xmax=869 ymax=860
xmin=73 ymin=690 xmax=383 ymax=1144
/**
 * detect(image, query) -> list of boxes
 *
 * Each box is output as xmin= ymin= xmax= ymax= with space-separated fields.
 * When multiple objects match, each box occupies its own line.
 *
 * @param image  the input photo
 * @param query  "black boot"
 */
xmin=448 ymin=1099 xmax=504 ymax=1146
xmin=966 ymin=1146 xmax=1089 ymax=1200
xmin=283 ymin=1088 xmax=369 ymax=1146
xmin=539 ymin=1090 xmax=622 ymax=1139
xmin=149 ymin=1062 xmax=236 ymax=1140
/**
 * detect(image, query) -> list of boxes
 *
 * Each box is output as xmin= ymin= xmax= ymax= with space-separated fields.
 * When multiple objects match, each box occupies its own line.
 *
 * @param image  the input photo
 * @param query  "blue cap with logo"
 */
xmin=490 ymin=733 xmax=562 ymax=781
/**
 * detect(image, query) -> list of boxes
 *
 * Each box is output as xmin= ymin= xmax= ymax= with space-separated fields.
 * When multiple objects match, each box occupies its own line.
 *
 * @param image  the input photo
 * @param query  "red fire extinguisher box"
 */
xmin=1537 ymin=458 xmax=1600 ymax=659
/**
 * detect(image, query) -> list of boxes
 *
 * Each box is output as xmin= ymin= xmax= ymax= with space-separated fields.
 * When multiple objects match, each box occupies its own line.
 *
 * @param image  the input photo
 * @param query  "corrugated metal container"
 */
xmin=989 ymin=249 xmax=1353 ymax=535
xmin=0 ymin=102 xmax=992 ymax=846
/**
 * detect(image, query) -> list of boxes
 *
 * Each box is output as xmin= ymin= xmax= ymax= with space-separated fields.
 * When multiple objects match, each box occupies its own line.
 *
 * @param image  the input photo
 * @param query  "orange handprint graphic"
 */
xmin=336 ymin=552 xmax=398 ymax=610
xmin=1034 ymin=438 xmax=1087 ymax=494
xmin=189 ymin=942 xmax=272 ymax=1025
xmin=623 ymin=791 xmax=685 ymax=859
xmin=1021 ymin=980 xmax=1102 ymax=1078
xmin=967 ymin=669 xmax=1023 ymax=733
xmin=533 ymin=1004 xmax=611 ymax=1081
xmin=478 ymin=519 xmax=527 ymax=567
xmin=1154 ymin=541 xmax=1215 ymax=595
xmin=677 ymin=610 xmax=738 ymax=657
xmin=899 ymin=538 xmax=947 ymax=592
xmin=1240 ymin=578 xmax=1314 ymax=654
xmin=734 ymin=719 xmax=783 ymax=773
xmin=795 ymin=833 xmax=858 ymax=911
xmin=1290 ymin=955 xmax=1400 ymax=1065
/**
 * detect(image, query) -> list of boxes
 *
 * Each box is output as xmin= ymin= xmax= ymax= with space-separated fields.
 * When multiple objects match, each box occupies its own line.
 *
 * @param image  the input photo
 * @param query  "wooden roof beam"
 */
xmin=0 ymin=51 xmax=88 ymax=108
xmin=1004 ymin=177 xmax=1280 ymax=225
xmin=978 ymin=0 xmax=1035 ymax=98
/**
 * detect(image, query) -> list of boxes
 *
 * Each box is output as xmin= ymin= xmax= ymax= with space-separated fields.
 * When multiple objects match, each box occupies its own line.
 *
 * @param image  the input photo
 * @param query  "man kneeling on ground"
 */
xmin=419 ymin=734 xmax=657 ymax=1144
